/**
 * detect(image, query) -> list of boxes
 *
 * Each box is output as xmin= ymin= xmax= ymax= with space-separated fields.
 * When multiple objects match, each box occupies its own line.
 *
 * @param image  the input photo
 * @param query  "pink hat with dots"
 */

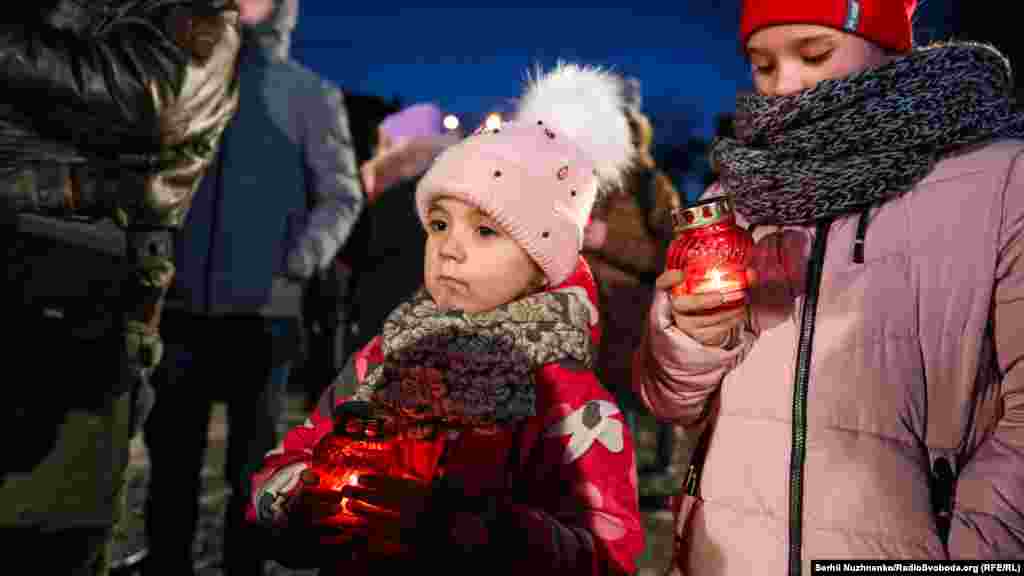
xmin=415 ymin=63 xmax=634 ymax=286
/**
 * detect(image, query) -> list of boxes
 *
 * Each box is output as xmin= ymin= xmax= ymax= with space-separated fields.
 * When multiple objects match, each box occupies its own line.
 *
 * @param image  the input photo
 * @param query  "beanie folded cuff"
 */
xmin=739 ymin=0 xmax=915 ymax=54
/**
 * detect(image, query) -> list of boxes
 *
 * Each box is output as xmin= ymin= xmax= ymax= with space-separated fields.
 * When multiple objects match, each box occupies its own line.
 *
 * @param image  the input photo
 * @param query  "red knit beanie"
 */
xmin=740 ymin=0 xmax=918 ymax=54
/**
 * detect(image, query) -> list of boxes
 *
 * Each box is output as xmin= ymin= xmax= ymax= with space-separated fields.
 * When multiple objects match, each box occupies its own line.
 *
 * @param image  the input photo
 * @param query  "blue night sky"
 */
xmin=291 ymin=1 xmax=955 ymax=141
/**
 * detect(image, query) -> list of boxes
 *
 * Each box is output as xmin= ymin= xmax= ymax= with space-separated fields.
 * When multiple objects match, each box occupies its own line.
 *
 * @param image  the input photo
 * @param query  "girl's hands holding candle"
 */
xmin=661 ymin=195 xmax=756 ymax=349
xmin=662 ymin=195 xmax=755 ymax=348
xmin=339 ymin=473 xmax=433 ymax=535
xmin=281 ymin=468 xmax=435 ymax=558
xmin=283 ymin=468 xmax=370 ymax=538
xmin=656 ymin=268 xmax=754 ymax=349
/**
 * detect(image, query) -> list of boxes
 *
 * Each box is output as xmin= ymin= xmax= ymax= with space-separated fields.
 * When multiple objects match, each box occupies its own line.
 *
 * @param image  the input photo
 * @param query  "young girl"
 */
xmin=248 ymin=63 xmax=644 ymax=574
xmin=635 ymin=1 xmax=1024 ymax=574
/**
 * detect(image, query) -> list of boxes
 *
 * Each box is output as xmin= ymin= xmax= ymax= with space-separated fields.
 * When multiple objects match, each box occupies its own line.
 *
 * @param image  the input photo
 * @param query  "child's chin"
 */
xmin=427 ymin=290 xmax=462 ymax=312
xmin=428 ymin=291 xmax=492 ymax=315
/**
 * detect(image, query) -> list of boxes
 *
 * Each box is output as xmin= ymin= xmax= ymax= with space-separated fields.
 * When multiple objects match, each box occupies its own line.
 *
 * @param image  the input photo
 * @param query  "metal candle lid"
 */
xmin=672 ymin=195 xmax=736 ymax=233
xmin=333 ymin=400 xmax=396 ymax=440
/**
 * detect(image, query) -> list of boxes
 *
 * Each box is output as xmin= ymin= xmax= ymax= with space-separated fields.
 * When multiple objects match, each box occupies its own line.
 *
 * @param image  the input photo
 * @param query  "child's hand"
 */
xmin=276 ymin=470 xmax=366 ymax=544
xmin=345 ymin=474 xmax=501 ymax=559
xmin=340 ymin=474 xmax=434 ymax=543
xmin=656 ymin=269 xmax=753 ymax=349
xmin=261 ymin=468 xmax=368 ymax=569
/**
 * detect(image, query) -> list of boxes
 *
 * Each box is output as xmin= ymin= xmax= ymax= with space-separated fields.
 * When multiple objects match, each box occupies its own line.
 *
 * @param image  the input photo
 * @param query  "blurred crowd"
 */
xmin=140 ymin=0 xmax=694 ymax=573
xmin=5 ymin=0 xmax=1024 ymax=575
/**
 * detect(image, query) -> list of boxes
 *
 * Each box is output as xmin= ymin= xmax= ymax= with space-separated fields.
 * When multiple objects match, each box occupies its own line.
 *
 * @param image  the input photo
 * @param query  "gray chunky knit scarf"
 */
xmin=711 ymin=42 xmax=1024 ymax=226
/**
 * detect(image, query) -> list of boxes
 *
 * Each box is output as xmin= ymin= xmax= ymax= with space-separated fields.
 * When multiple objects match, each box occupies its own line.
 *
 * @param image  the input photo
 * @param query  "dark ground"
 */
xmin=112 ymin=395 xmax=691 ymax=575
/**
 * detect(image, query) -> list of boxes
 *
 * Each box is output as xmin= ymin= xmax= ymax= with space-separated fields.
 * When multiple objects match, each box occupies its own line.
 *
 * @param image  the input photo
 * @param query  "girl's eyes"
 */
xmin=804 ymin=50 xmax=833 ymax=65
xmin=750 ymin=58 xmax=774 ymax=75
xmin=428 ymin=220 xmax=498 ymax=237
xmin=751 ymin=50 xmax=833 ymax=75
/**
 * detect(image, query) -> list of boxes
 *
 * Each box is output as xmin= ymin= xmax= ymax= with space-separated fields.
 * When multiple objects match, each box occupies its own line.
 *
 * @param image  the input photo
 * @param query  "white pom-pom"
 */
xmin=514 ymin=62 xmax=633 ymax=187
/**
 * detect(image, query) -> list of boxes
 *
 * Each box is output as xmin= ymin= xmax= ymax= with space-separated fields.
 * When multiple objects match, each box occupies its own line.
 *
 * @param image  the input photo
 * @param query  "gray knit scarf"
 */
xmin=711 ymin=42 xmax=1024 ymax=226
xmin=351 ymin=287 xmax=595 ymax=433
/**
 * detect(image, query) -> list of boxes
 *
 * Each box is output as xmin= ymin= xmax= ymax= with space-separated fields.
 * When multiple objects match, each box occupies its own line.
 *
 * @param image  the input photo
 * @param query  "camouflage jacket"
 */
xmin=0 ymin=0 xmax=241 ymax=370
xmin=0 ymin=0 xmax=242 ymax=533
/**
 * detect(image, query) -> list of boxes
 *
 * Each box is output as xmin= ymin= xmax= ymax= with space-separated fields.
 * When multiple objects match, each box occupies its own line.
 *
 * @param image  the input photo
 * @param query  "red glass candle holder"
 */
xmin=299 ymin=401 xmax=447 ymax=552
xmin=666 ymin=196 xmax=753 ymax=308
xmin=300 ymin=402 xmax=401 ymax=534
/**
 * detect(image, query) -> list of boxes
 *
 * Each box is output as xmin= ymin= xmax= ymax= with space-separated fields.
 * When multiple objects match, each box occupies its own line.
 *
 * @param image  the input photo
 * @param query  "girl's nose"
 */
xmin=438 ymin=229 xmax=465 ymax=262
xmin=772 ymin=63 xmax=805 ymax=97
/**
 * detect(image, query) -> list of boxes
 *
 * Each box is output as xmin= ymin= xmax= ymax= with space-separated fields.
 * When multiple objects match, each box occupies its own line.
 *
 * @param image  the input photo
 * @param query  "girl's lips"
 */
xmin=438 ymin=275 xmax=468 ymax=290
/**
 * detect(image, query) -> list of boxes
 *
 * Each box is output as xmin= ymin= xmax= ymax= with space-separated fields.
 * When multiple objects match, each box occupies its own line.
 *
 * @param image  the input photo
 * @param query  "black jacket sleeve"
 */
xmin=0 ymin=1 xmax=227 ymax=159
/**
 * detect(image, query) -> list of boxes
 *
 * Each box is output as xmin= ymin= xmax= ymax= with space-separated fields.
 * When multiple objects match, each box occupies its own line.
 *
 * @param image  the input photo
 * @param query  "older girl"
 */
xmin=636 ymin=1 xmax=1024 ymax=573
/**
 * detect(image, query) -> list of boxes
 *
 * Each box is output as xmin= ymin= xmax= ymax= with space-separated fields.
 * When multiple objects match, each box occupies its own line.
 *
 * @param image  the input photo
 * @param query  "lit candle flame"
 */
xmin=707 ymin=268 xmax=726 ymax=291
xmin=338 ymin=472 xmax=360 ymax=515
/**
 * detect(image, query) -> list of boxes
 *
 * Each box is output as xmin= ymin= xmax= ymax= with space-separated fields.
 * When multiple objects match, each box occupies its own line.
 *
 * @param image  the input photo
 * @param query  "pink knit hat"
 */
xmin=416 ymin=64 xmax=634 ymax=286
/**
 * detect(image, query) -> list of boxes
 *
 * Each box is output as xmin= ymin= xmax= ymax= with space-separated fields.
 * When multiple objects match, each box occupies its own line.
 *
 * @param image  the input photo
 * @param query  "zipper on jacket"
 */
xmin=788 ymin=219 xmax=832 ymax=576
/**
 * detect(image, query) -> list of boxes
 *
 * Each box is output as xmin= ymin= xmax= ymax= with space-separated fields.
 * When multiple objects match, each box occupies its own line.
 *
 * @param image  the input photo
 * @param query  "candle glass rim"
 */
xmin=671 ymin=196 xmax=737 ymax=233
xmin=683 ymin=195 xmax=735 ymax=210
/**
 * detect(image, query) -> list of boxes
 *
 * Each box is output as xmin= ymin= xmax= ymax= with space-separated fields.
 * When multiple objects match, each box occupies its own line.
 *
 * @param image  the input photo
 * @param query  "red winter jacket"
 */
xmin=247 ymin=258 xmax=644 ymax=574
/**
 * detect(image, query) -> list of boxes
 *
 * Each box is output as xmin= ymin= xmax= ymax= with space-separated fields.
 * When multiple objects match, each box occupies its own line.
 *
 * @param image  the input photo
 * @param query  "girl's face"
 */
xmin=237 ymin=0 xmax=275 ymax=25
xmin=746 ymin=24 xmax=895 ymax=97
xmin=423 ymin=196 xmax=545 ymax=313
xmin=375 ymin=128 xmax=395 ymax=158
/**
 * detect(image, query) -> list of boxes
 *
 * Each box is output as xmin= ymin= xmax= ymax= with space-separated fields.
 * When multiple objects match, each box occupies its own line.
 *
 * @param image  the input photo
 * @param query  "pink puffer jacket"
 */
xmin=634 ymin=139 xmax=1024 ymax=574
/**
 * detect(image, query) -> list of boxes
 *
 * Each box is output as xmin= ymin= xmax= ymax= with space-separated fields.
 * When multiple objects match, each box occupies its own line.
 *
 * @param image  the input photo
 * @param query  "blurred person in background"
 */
xmin=0 ymin=2 xmax=241 ymax=574
xmin=142 ymin=0 xmax=362 ymax=573
xmin=582 ymin=78 xmax=684 ymax=494
xmin=327 ymin=103 xmax=460 ymax=397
